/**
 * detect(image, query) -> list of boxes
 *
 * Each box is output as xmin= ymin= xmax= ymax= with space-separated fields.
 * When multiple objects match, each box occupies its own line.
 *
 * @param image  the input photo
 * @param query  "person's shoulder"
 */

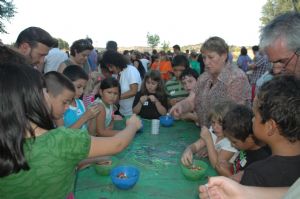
xmin=45 ymin=127 xmax=88 ymax=139
xmin=226 ymin=64 xmax=248 ymax=80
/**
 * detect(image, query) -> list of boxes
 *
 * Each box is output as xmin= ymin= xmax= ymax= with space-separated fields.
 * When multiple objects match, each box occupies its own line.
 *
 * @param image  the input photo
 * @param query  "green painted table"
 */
xmin=74 ymin=119 xmax=217 ymax=199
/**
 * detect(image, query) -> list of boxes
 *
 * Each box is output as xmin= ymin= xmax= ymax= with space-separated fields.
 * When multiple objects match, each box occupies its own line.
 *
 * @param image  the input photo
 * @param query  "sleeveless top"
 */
xmin=63 ymin=59 xmax=90 ymax=74
xmin=94 ymin=98 xmax=113 ymax=127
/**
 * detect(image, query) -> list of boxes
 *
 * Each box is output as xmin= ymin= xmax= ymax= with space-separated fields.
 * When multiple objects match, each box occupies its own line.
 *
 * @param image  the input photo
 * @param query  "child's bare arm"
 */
xmin=148 ymin=95 xmax=167 ymax=115
xmin=215 ymin=150 xmax=236 ymax=177
xmin=133 ymin=95 xmax=147 ymax=114
xmin=200 ymin=126 xmax=219 ymax=167
xmin=181 ymin=137 xmax=206 ymax=166
xmin=95 ymin=104 xmax=118 ymax=137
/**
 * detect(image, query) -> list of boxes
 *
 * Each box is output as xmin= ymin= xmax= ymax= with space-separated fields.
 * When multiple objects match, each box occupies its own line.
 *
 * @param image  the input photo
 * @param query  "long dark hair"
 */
xmin=0 ymin=63 xmax=54 ymax=177
xmin=140 ymin=70 xmax=166 ymax=101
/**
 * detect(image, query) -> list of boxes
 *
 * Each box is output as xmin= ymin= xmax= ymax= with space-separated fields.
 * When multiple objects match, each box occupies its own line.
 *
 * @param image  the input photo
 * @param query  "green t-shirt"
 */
xmin=0 ymin=127 xmax=91 ymax=199
xmin=190 ymin=60 xmax=201 ymax=75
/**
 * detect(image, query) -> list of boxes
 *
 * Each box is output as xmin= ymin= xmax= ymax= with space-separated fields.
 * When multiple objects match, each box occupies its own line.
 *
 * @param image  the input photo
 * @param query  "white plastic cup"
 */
xmin=151 ymin=119 xmax=160 ymax=135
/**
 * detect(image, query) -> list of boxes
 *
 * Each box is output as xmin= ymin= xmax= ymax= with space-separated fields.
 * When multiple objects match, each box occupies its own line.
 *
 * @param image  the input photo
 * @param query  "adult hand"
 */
xmin=169 ymin=102 xmax=183 ymax=118
xmin=199 ymin=176 xmax=245 ymax=199
xmin=126 ymin=114 xmax=142 ymax=131
xmin=181 ymin=147 xmax=193 ymax=166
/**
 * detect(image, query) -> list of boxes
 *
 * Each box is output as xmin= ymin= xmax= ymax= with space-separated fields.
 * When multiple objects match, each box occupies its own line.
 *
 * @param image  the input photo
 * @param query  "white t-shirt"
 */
xmin=119 ymin=65 xmax=141 ymax=116
xmin=44 ymin=48 xmax=68 ymax=73
xmin=140 ymin=58 xmax=150 ymax=72
xmin=209 ymin=127 xmax=237 ymax=153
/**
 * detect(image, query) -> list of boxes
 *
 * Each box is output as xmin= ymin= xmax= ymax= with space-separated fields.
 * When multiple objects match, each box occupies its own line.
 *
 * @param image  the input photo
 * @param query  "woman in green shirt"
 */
xmin=0 ymin=62 xmax=141 ymax=199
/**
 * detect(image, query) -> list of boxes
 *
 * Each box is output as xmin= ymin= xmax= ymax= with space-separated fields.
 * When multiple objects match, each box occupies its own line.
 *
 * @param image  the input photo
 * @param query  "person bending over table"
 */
xmin=0 ymin=62 xmax=141 ymax=199
xmin=170 ymin=36 xmax=251 ymax=127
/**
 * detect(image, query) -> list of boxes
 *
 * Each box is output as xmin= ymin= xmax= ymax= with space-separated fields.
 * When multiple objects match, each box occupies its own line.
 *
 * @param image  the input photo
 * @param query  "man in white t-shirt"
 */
xmin=119 ymin=64 xmax=141 ymax=116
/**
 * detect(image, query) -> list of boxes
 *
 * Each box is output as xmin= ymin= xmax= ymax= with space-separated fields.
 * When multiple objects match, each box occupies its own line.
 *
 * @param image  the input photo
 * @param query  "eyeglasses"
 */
xmin=271 ymin=48 xmax=300 ymax=68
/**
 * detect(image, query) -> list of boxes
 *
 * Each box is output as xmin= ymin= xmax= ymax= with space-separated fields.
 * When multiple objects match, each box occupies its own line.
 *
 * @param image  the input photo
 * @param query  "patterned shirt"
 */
xmin=194 ymin=63 xmax=251 ymax=126
xmin=249 ymin=53 xmax=271 ymax=84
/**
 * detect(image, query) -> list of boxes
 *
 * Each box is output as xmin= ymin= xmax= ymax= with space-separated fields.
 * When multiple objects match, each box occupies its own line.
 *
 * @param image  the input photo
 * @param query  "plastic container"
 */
xmin=94 ymin=156 xmax=119 ymax=176
xmin=180 ymin=160 xmax=208 ymax=181
xmin=159 ymin=115 xmax=174 ymax=127
xmin=110 ymin=165 xmax=140 ymax=190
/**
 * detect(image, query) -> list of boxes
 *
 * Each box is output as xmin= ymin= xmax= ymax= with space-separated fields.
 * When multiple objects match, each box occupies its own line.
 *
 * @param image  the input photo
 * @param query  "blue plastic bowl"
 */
xmin=159 ymin=115 xmax=174 ymax=127
xmin=110 ymin=166 xmax=140 ymax=190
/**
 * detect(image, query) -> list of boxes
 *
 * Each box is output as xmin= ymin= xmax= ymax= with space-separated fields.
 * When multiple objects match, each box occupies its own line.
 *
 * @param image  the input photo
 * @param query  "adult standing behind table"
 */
xmin=15 ymin=26 xmax=56 ymax=68
xmin=57 ymin=39 xmax=93 ymax=74
xmin=0 ymin=62 xmax=141 ymax=199
xmin=102 ymin=50 xmax=142 ymax=116
xmin=43 ymin=38 xmax=68 ymax=73
xmin=170 ymin=36 xmax=251 ymax=127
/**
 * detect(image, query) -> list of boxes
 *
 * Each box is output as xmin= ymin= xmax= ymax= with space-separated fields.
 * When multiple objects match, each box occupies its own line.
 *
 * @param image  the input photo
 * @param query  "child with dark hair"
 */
xmin=165 ymin=54 xmax=189 ymax=106
xmin=58 ymin=65 xmax=100 ymax=130
xmin=221 ymin=104 xmax=271 ymax=182
xmin=132 ymin=70 xmax=168 ymax=119
xmin=179 ymin=68 xmax=199 ymax=123
xmin=240 ymin=75 xmax=300 ymax=187
xmin=44 ymin=71 xmax=75 ymax=123
xmin=90 ymin=77 xmax=121 ymax=137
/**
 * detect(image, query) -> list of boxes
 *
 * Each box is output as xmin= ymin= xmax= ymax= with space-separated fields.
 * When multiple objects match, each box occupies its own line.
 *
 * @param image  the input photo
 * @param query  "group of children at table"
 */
xmin=44 ymin=54 xmax=300 ymax=190
xmin=1 ymin=44 xmax=299 ymax=199
xmin=181 ymin=75 xmax=300 ymax=188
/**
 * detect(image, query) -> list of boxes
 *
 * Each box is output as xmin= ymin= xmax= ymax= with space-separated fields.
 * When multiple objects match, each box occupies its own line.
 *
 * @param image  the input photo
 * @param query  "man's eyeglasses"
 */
xmin=271 ymin=48 xmax=300 ymax=68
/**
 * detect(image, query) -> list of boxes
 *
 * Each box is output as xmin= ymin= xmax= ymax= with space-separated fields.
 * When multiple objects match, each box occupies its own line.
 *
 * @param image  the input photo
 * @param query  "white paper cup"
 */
xmin=151 ymin=119 xmax=160 ymax=135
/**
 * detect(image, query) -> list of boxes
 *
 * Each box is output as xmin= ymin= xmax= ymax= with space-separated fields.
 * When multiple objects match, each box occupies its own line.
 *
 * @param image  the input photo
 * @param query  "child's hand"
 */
xmin=181 ymin=147 xmax=193 ymax=166
xmin=126 ymin=114 xmax=142 ymax=131
xmin=139 ymin=95 xmax=148 ymax=104
xmin=148 ymin=95 xmax=157 ymax=103
xmin=200 ymin=126 xmax=211 ymax=141
xmin=85 ymin=105 xmax=101 ymax=120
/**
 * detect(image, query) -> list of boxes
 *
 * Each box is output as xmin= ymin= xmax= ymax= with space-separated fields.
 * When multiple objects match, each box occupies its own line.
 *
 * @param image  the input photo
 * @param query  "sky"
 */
xmin=0 ymin=0 xmax=267 ymax=48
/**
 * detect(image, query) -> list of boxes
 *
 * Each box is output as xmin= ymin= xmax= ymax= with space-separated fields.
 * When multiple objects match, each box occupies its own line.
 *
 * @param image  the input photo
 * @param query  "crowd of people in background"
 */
xmin=0 ymin=11 xmax=300 ymax=199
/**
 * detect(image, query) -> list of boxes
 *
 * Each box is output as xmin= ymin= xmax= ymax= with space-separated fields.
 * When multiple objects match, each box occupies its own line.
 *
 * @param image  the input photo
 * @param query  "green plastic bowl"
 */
xmin=94 ymin=156 xmax=119 ymax=176
xmin=180 ymin=160 xmax=208 ymax=181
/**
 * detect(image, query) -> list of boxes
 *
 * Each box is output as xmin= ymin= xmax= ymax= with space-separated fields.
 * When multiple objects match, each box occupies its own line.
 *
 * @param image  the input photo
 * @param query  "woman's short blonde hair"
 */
xmin=201 ymin=36 xmax=229 ymax=56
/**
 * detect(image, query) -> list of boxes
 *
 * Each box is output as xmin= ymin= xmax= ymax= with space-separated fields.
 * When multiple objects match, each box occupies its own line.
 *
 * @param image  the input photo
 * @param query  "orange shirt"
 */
xmin=151 ymin=60 xmax=173 ymax=80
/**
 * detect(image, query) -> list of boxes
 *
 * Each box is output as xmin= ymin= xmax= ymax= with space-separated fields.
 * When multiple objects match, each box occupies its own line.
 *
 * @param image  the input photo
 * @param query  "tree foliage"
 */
xmin=161 ymin=40 xmax=170 ymax=51
xmin=146 ymin=32 xmax=160 ymax=49
xmin=261 ymin=0 xmax=300 ymax=25
xmin=57 ymin=38 xmax=69 ymax=50
xmin=0 ymin=0 xmax=16 ymax=33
